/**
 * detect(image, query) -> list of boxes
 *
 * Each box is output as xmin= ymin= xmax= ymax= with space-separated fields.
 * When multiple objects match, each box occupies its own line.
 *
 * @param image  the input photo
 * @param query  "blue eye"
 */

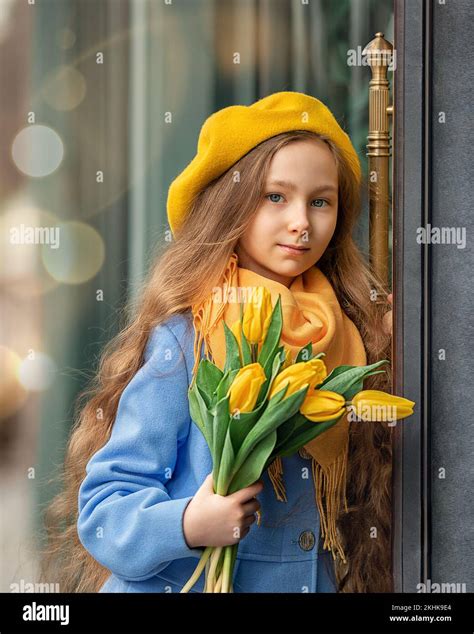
xmin=266 ymin=194 xmax=329 ymax=207
xmin=311 ymin=199 xmax=328 ymax=208
xmin=266 ymin=193 xmax=284 ymax=203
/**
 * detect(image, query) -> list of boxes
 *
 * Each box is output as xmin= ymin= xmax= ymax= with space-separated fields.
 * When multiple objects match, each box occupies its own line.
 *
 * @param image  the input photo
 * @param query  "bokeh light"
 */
xmin=41 ymin=220 xmax=105 ymax=284
xmin=0 ymin=347 xmax=28 ymax=420
xmin=11 ymin=124 xmax=65 ymax=178
xmin=42 ymin=64 xmax=87 ymax=112
xmin=18 ymin=352 xmax=57 ymax=393
xmin=0 ymin=194 xmax=60 ymax=297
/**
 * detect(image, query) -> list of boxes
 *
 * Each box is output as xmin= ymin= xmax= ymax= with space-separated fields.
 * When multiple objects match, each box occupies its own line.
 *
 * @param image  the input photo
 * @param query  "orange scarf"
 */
xmin=191 ymin=252 xmax=367 ymax=563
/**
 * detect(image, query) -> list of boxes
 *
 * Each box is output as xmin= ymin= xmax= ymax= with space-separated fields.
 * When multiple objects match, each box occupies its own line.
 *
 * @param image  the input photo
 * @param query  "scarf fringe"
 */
xmin=191 ymin=253 xmax=239 ymax=384
xmin=311 ymin=445 xmax=349 ymax=564
xmin=254 ymin=457 xmax=287 ymax=528
xmin=268 ymin=456 xmax=288 ymax=502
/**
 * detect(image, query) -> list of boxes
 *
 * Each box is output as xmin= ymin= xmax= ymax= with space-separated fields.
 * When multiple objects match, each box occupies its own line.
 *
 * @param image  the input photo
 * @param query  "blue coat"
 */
xmin=77 ymin=312 xmax=338 ymax=593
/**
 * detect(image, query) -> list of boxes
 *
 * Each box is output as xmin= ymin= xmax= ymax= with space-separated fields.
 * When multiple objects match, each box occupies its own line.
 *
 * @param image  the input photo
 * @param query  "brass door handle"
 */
xmin=363 ymin=32 xmax=394 ymax=300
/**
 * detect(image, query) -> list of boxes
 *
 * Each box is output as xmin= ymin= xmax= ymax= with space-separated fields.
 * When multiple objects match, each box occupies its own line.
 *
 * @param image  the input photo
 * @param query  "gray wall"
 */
xmin=430 ymin=0 xmax=474 ymax=590
xmin=393 ymin=0 xmax=474 ymax=592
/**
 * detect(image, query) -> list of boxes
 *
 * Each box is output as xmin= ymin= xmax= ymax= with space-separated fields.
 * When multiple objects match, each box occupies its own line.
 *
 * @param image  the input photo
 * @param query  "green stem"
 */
xmin=221 ymin=545 xmax=233 ymax=593
xmin=214 ymin=547 xmax=225 ymax=581
xmin=203 ymin=556 xmax=211 ymax=592
xmin=206 ymin=546 xmax=223 ymax=593
xmin=180 ymin=546 xmax=213 ymax=593
xmin=214 ymin=550 xmax=226 ymax=592
xmin=214 ymin=547 xmax=228 ymax=592
xmin=210 ymin=548 xmax=225 ymax=592
xmin=214 ymin=568 xmax=224 ymax=592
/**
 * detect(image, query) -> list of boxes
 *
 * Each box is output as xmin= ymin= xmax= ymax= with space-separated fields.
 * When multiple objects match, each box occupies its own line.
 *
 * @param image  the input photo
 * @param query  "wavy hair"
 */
xmin=39 ymin=129 xmax=392 ymax=593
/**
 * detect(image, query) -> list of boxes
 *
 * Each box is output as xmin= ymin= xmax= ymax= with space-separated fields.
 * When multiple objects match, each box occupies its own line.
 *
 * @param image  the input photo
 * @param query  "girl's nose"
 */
xmin=287 ymin=204 xmax=311 ymax=234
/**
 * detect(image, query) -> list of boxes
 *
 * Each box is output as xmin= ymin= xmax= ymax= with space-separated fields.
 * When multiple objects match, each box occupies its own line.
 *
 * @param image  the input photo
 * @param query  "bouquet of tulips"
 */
xmin=181 ymin=287 xmax=414 ymax=593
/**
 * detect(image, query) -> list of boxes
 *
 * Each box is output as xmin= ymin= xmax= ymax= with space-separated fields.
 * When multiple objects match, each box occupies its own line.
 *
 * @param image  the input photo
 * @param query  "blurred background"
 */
xmin=0 ymin=0 xmax=393 ymax=590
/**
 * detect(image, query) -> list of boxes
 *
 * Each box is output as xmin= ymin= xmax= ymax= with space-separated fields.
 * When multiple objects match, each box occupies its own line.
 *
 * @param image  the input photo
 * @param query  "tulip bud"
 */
xmin=227 ymin=363 xmax=267 ymax=414
xmin=350 ymin=390 xmax=415 ymax=421
xmin=268 ymin=359 xmax=327 ymax=401
xmin=300 ymin=390 xmax=346 ymax=422
xmin=242 ymin=287 xmax=273 ymax=345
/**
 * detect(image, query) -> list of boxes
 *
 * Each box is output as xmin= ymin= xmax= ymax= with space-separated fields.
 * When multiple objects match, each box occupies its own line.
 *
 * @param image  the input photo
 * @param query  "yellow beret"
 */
xmin=167 ymin=91 xmax=361 ymax=237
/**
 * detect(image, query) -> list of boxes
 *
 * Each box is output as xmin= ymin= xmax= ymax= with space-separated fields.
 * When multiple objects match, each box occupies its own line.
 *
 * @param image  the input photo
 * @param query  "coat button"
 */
xmin=298 ymin=447 xmax=312 ymax=460
xmin=298 ymin=530 xmax=315 ymax=551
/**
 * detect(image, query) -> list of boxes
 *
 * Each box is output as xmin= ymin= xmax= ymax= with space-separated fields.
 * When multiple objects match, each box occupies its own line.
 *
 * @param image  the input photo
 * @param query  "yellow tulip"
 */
xmin=268 ymin=359 xmax=328 ymax=401
xmin=227 ymin=363 xmax=267 ymax=414
xmin=242 ymin=287 xmax=273 ymax=345
xmin=306 ymin=358 xmax=327 ymax=387
xmin=350 ymin=390 xmax=415 ymax=421
xmin=300 ymin=390 xmax=346 ymax=421
xmin=230 ymin=320 xmax=242 ymax=356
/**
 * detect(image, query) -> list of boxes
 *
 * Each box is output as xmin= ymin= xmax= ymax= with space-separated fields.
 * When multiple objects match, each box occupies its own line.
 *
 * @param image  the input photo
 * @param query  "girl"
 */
xmin=40 ymin=91 xmax=393 ymax=593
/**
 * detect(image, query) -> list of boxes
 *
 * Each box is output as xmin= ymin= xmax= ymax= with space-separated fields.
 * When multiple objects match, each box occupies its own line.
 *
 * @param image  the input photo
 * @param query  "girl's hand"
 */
xmin=183 ymin=473 xmax=263 ymax=548
xmin=382 ymin=293 xmax=393 ymax=336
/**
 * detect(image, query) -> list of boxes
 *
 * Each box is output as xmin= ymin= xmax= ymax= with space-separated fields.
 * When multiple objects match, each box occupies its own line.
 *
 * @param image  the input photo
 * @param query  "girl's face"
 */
xmin=235 ymin=138 xmax=339 ymax=287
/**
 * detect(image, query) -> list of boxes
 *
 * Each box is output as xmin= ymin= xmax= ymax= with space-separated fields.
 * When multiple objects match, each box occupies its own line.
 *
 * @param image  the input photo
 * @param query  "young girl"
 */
xmin=40 ymin=91 xmax=393 ymax=593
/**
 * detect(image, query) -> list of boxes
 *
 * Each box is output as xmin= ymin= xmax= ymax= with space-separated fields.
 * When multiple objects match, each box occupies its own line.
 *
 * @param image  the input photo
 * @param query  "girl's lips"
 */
xmin=277 ymin=244 xmax=310 ymax=255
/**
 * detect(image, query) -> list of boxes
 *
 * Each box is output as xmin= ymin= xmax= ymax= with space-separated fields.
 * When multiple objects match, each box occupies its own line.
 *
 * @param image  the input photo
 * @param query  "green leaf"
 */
xmin=240 ymin=329 xmax=252 ymax=366
xmin=188 ymin=386 xmax=208 ymax=444
xmin=319 ymin=364 xmax=356 ymax=383
xmin=257 ymin=295 xmax=283 ymax=370
xmin=295 ymin=343 xmax=313 ymax=363
xmin=228 ymin=408 xmax=260 ymax=455
xmin=264 ymin=381 xmax=289 ymax=408
xmin=214 ymin=368 xmax=240 ymax=403
xmin=189 ymin=383 xmax=214 ymax=451
xmin=239 ymin=303 xmax=252 ymax=366
xmin=212 ymin=395 xmax=231 ymax=479
xmin=343 ymin=370 xmax=387 ymax=400
xmin=230 ymin=384 xmax=309 ymax=478
xmin=216 ymin=426 xmax=235 ymax=495
xmin=196 ymin=360 xmax=224 ymax=405
xmin=223 ymin=320 xmax=242 ymax=373
xmin=257 ymin=346 xmax=285 ymax=406
xmin=273 ymin=416 xmax=297 ymax=453
xmin=318 ymin=360 xmax=389 ymax=398
xmin=271 ymin=412 xmax=311 ymax=457
xmin=276 ymin=414 xmax=345 ymax=458
xmin=265 ymin=351 xmax=287 ymax=400
xmin=227 ymin=430 xmax=277 ymax=494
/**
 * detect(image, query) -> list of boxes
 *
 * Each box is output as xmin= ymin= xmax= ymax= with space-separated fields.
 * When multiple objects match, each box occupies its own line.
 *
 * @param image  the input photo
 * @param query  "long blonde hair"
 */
xmin=39 ymin=130 xmax=392 ymax=593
